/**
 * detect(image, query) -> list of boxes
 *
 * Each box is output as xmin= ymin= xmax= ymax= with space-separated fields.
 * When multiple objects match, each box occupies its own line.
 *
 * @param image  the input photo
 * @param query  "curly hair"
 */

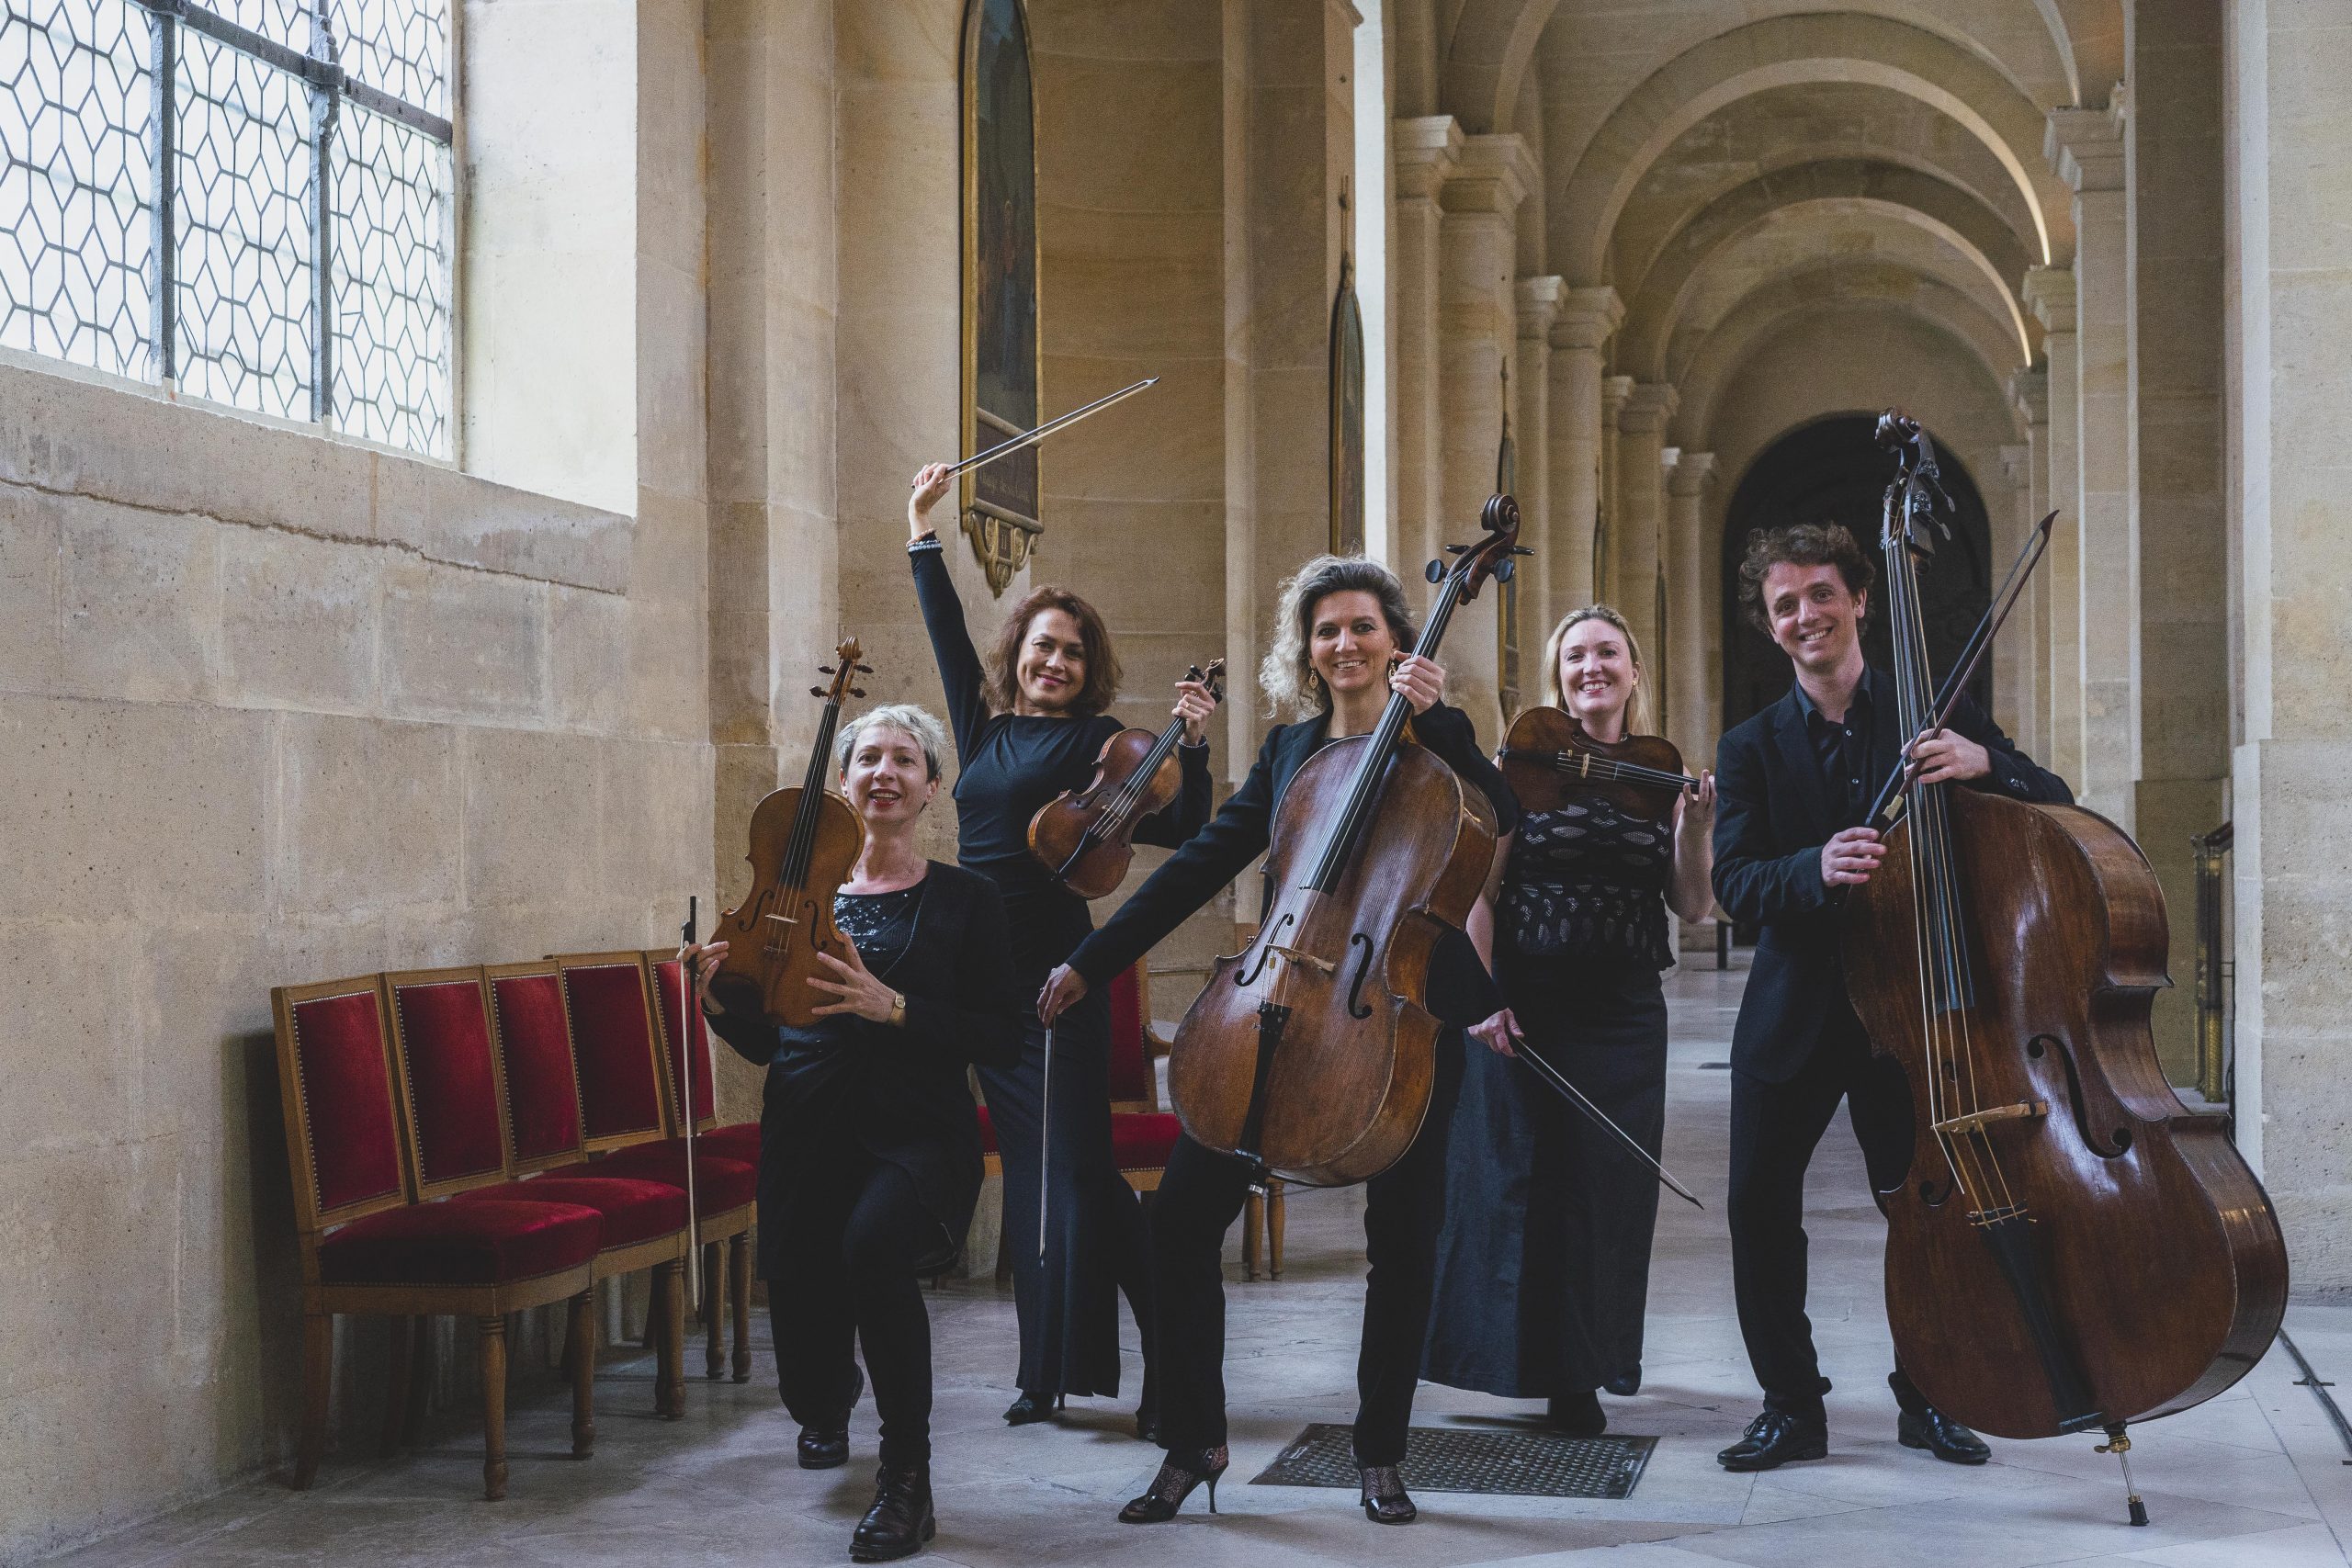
xmin=1736 ymin=522 xmax=1877 ymax=634
xmin=1541 ymin=604 xmax=1652 ymax=736
xmin=1260 ymin=555 xmax=1419 ymax=719
xmin=983 ymin=585 xmax=1121 ymax=716
xmin=834 ymin=703 xmax=951 ymax=782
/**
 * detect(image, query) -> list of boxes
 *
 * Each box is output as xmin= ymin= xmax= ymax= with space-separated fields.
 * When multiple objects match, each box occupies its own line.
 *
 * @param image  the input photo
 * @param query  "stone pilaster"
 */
xmin=1666 ymin=450 xmax=1717 ymax=768
xmin=1599 ymin=374 xmax=1634 ymax=607
xmin=1613 ymin=382 xmax=1677 ymax=671
xmin=2009 ymin=365 xmax=2052 ymax=755
xmin=1996 ymin=442 xmax=2035 ymax=750
xmin=1545 ymin=287 xmax=1622 ymax=613
xmin=2023 ymin=267 xmax=2082 ymax=790
xmin=1392 ymin=116 xmax=1461 ymax=581
xmin=1513 ymin=276 xmax=1563 ymax=709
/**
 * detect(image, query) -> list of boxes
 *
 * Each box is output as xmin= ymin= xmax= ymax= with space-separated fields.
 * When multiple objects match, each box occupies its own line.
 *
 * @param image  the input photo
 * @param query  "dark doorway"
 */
xmin=1719 ymin=414 xmax=1992 ymax=736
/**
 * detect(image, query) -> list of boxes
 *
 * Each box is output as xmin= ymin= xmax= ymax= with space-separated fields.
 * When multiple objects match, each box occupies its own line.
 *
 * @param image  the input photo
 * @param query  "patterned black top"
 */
xmin=1503 ymin=797 xmax=1675 ymax=970
xmin=834 ymin=883 xmax=922 ymax=976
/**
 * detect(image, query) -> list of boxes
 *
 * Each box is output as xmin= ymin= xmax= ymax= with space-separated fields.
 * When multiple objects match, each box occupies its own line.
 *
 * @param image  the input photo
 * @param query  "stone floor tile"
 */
xmin=2122 ymin=1521 xmax=2352 ymax=1566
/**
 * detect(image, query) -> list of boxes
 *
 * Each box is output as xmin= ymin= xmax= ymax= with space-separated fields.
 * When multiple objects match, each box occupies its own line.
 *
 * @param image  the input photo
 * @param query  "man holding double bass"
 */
xmin=1710 ymin=521 xmax=2071 ymax=1472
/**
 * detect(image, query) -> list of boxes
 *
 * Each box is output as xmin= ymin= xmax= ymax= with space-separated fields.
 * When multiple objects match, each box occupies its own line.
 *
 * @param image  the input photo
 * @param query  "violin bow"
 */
xmin=678 ymin=897 xmax=702 ymax=1312
xmin=1510 ymin=1044 xmax=1704 ymax=1207
xmin=932 ymin=378 xmax=1159 ymax=481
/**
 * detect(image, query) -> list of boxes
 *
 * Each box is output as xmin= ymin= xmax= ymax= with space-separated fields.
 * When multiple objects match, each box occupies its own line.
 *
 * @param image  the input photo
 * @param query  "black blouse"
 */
xmin=910 ymin=538 xmax=1214 ymax=979
xmin=1504 ymin=798 xmax=1675 ymax=971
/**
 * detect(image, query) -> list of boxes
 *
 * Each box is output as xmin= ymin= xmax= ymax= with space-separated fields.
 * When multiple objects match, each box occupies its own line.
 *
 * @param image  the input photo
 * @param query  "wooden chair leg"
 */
xmin=703 ymin=1240 xmax=726 ymax=1381
xmin=479 ymin=1314 xmax=509 ymax=1501
xmin=295 ymin=1310 xmax=332 ymax=1490
xmin=729 ymin=1232 xmax=753 ymax=1383
xmin=1242 ymin=1191 xmax=1264 ymax=1281
xmin=1268 ymin=1182 xmax=1286 ymax=1280
xmin=381 ymin=1314 xmax=413 ymax=1456
xmin=567 ymin=1291 xmax=596 ymax=1459
xmin=402 ymin=1317 xmax=434 ymax=1446
xmin=660 ymin=1260 xmax=687 ymax=1419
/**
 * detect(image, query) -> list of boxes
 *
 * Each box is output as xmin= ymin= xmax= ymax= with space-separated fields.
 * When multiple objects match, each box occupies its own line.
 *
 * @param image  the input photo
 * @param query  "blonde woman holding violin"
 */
xmin=1424 ymin=605 xmax=1714 ymax=1438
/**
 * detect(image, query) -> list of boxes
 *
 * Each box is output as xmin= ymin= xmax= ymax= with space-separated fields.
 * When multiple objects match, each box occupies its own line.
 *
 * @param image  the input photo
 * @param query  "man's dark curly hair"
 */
xmin=1736 ymin=522 xmax=1877 ymax=635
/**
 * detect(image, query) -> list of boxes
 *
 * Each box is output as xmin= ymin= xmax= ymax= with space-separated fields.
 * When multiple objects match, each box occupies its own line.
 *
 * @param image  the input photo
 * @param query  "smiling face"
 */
xmin=840 ymin=725 xmax=937 ymax=827
xmin=1557 ymin=615 xmax=1638 ymax=737
xmin=1306 ymin=589 xmax=1401 ymax=705
xmin=1015 ymin=607 xmax=1090 ymax=714
xmin=1761 ymin=560 xmax=1867 ymax=678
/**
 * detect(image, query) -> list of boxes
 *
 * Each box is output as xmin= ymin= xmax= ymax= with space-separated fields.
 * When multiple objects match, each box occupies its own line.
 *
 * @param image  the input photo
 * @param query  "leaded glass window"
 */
xmin=1 ymin=0 xmax=451 ymax=457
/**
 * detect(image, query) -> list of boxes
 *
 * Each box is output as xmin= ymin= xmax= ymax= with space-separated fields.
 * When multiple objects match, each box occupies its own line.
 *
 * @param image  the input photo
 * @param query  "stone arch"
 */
xmin=1440 ymin=0 xmax=1559 ymax=135
xmin=1555 ymin=14 xmax=2075 ymax=283
xmin=2036 ymin=0 xmax=2126 ymax=107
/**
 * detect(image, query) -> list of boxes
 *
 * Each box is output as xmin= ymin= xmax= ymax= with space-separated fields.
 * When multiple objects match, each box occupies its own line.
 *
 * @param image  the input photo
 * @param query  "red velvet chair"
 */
xmin=545 ymin=952 xmax=759 ymax=1382
xmin=272 ymin=976 xmax=602 ymax=1501
xmin=386 ymin=966 xmax=691 ymax=1425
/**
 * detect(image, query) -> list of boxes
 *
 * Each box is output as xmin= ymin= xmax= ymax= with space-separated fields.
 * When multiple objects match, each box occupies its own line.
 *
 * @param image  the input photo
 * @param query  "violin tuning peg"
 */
xmin=819 ymin=664 xmax=835 ymax=675
xmin=1495 ymin=558 xmax=1516 ymax=584
xmin=850 ymin=688 xmax=866 ymax=699
xmin=856 ymin=663 xmax=873 ymax=674
xmin=1444 ymin=543 xmax=1471 ymax=554
xmin=1425 ymin=559 xmax=1446 ymax=584
xmin=810 ymin=685 xmax=827 ymax=697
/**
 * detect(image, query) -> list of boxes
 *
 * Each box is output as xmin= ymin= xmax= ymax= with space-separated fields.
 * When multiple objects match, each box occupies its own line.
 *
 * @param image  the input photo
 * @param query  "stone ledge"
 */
xmin=0 ymin=356 xmax=632 ymax=594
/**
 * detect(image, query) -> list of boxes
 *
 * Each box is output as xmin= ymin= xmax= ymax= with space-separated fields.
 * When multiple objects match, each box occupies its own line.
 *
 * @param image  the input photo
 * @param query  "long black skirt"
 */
xmin=1424 ymin=953 xmax=1668 ymax=1397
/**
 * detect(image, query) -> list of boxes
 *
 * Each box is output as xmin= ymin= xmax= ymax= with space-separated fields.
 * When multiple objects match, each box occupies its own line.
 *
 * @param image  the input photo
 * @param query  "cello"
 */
xmin=1028 ymin=660 xmax=1225 ymax=899
xmin=1843 ymin=413 xmax=2285 ymax=1516
xmin=1167 ymin=497 xmax=1523 ymax=1188
xmin=710 ymin=639 xmax=870 ymax=1029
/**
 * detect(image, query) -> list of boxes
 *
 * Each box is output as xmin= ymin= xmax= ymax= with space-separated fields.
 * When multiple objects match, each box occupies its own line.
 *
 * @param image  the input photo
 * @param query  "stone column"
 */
xmin=1598 ymin=374 xmax=1633 ymax=606
xmin=1545 ymin=287 xmax=1622 ymax=613
xmin=2050 ymin=105 xmax=2136 ymax=828
xmin=2009 ymin=366 xmax=2052 ymax=754
xmin=2226 ymin=0 xmax=2352 ymax=1280
xmin=1996 ymin=442 xmax=2036 ymax=750
xmin=1392 ymin=117 xmax=1460 ymax=577
xmin=1513 ymin=276 xmax=1563 ymax=709
xmin=1614 ymin=382 xmax=1677 ymax=668
xmin=1666 ymin=451 xmax=1716 ymax=767
xmin=1435 ymin=131 xmax=1534 ymax=733
xmin=2023 ymin=267 xmax=2082 ymax=789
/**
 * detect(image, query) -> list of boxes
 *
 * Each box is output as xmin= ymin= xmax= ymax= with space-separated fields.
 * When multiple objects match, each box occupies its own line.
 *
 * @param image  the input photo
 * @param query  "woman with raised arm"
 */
xmin=1425 ymin=606 xmax=1715 ymax=1438
xmin=1036 ymin=555 xmax=1518 ymax=1528
xmin=904 ymin=463 xmax=1216 ymax=1435
xmin=688 ymin=704 xmax=1019 ymax=1563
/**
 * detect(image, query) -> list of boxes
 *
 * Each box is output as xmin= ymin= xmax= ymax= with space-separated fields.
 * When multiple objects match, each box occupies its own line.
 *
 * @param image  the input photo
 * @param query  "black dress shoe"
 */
xmin=1716 ymin=1409 xmax=1827 ymax=1472
xmin=1001 ymin=1390 xmax=1064 ymax=1426
xmin=1359 ymin=1464 xmax=1418 ymax=1524
xmin=1899 ymin=1405 xmax=1991 ymax=1464
xmin=1544 ymin=1390 xmax=1607 ymax=1438
xmin=1603 ymin=1367 xmax=1642 ymax=1397
xmin=797 ymin=1364 xmax=865 ymax=1470
xmin=850 ymin=1461 xmax=934 ymax=1562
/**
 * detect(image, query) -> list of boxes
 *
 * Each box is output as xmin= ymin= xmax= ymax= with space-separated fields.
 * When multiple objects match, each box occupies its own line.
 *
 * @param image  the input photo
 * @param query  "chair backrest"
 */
xmin=384 ymin=966 xmax=512 ymax=1200
xmin=551 ymin=951 xmax=668 ymax=1152
xmin=642 ymin=951 xmax=716 ymax=1134
xmin=1106 ymin=963 xmax=1160 ymax=1113
xmin=272 ymin=976 xmax=410 ymax=1236
xmin=485 ymin=962 xmax=590 ymax=1173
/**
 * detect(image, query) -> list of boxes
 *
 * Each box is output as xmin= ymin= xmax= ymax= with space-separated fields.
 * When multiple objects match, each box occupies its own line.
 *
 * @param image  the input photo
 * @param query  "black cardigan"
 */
xmin=707 ymin=861 xmax=1023 ymax=1274
xmin=1068 ymin=703 xmax=1516 ymax=1029
xmin=1711 ymin=666 xmax=2071 ymax=1083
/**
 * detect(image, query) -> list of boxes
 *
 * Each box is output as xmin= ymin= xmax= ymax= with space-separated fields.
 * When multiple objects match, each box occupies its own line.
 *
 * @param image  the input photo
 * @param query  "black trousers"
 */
xmin=1148 ymin=1031 xmax=1464 ymax=1467
xmin=1726 ymin=1020 xmax=1929 ymax=1421
xmin=769 ymin=1155 xmax=939 ymax=1468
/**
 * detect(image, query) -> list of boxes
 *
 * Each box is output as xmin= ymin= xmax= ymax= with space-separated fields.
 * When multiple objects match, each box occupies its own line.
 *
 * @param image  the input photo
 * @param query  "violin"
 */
xmin=1842 ymin=413 xmax=2284 ymax=1472
xmin=710 ymin=640 xmax=870 ymax=1029
xmin=1498 ymin=705 xmax=1694 ymax=823
xmin=1167 ymin=496 xmax=1524 ymax=1188
xmin=1029 ymin=660 xmax=1226 ymax=899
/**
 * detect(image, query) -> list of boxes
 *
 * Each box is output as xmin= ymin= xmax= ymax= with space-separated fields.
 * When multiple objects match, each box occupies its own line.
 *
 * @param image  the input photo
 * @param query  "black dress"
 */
xmin=706 ymin=863 xmax=1022 ymax=1467
xmin=909 ymin=536 xmax=1213 ymax=1401
xmin=1425 ymin=792 xmax=1676 ymax=1400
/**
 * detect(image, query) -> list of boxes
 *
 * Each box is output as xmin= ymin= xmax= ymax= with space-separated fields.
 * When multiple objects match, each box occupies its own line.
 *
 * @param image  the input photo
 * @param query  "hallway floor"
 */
xmin=56 ymin=964 xmax=2352 ymax=1567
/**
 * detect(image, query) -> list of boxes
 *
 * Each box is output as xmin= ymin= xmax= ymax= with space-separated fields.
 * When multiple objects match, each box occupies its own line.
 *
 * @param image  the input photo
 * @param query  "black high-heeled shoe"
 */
xmin=1544 ymin=1389 xmax=1607 ymax=1438
xmin=1117 ymin=1445 xmax=1229 ymax=1523
xmin=1002 ymin=1390 xmax=1064 ymax=1426
xmin=1359 ymin=1463 xmax=1417 ymax=1524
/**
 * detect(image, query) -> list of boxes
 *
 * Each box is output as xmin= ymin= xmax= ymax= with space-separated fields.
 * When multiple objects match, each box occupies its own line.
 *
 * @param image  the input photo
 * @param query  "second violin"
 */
xmin=1498 ymin=705 xmax=1695 ymax=823
xmin=1028 ymin=660 xmax=1225 ymax=898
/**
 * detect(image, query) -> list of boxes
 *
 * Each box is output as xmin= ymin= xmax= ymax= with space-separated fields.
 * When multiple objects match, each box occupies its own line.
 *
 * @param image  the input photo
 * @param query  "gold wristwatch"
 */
xmin=888 ymin=991 xmax=908 ymax=1028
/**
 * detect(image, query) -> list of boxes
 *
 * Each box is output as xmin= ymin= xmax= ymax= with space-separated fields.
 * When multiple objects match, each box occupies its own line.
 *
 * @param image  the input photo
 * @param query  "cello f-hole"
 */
xmin=1344 ymin=932 xmax=1375 ymax=1019
xmin=1236 ymin=912 xmax=1293 ymax=987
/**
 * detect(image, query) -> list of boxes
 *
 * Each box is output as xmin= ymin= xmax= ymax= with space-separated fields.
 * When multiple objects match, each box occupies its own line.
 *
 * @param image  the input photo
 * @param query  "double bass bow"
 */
xmin=710 ymin=640 xmax=870 ymax=1028
xmin=1843 ymin=412 xmax=2285 ymax=1519
xmin=1166 ymin=497 xmax=1524 ymax=1189
xmin=1028 ymin=660 xmax=1225 ymax=898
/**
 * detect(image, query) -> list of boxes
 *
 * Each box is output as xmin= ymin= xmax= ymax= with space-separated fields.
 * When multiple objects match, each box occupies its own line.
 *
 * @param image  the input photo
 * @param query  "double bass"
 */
xmin=1843 ymin=414 xmax=2285 ymax=1510
xmin=1028 ymin=659 xmax=1225 ymax=899
xmin=710 ymin=639 xmax=869 ymax=1029
xmin=1167 ymin=497 xmax=1523 ymax=1188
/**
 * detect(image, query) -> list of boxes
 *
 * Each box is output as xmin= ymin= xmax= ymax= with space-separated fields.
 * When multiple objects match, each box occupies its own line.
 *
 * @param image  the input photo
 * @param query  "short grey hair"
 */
xmin=834 ymin=703 xmax=950 ymax=782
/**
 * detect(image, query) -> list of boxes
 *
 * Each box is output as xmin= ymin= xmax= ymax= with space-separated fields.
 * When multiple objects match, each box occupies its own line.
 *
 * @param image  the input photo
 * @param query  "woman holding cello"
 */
xmin=1425 ymin=605 xmax=1713 ymax=1437
xmin=1038 ymin=554 xmax=1518 ymax=1527
xmin=905 ymin=463 xmax=1216 ymax=1433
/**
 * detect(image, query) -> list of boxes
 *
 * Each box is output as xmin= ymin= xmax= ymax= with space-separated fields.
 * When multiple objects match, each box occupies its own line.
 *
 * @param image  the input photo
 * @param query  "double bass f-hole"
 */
xmin=2026 ymin=1034 xmax=2132 ymax=1158
xmin=1344 ymin=932 xmax=1375 ymax=1019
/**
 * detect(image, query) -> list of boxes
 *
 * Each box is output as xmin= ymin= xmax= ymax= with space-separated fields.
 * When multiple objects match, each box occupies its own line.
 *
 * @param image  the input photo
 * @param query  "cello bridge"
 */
xmin=1263 ymin=944 xmax=1336 ymax=976
xmin=1967 ymin=1202 xmax=2030 ymax=1226
xmin=1932 ymin=1100 xmax=2046 ymax=1137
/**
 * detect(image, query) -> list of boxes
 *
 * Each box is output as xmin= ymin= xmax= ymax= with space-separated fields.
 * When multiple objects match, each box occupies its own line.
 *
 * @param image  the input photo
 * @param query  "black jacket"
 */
xmin=1068 ymin=703 xmax=1517 ymax=1028
xmin=1711 ymin=667 xmax=2071 ymax=1083
xmin=707 ymin=861 xmax=1023 ymax=1274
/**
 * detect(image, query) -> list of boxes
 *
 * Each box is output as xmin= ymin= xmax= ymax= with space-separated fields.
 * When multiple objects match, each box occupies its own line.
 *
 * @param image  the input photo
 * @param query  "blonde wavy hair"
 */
xmin=1542 ymin=605 xmax=1651 ymax=736
xmin=1258 ymin=555 xmax=1419 ymax=719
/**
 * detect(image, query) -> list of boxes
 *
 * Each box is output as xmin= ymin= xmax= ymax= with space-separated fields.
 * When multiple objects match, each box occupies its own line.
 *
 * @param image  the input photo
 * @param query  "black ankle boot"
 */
xmin=797 ymin=1364 xmax=864 ymax=1470
xmin=850 ymin=1461 xmax=934 ymax=1562
xmin=1118 ymin=1446 xmax=1228 ymax=1523
xmin=1001 ymin=1389 xmax=1063 ymax=1426
xmin=1544 ymin=1389 xmax=1607 ymax=1438
xmin=1359 ymin=1463 xmax=1417 ymax=1524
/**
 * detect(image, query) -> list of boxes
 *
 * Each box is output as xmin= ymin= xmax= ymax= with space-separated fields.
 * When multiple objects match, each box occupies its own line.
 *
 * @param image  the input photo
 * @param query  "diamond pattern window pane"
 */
xmin=333 ymin=0 xmax=445 ymax=118
xmin=174 ymin=22 xmax=311 ymax=422
xmin=0 ymin=0 xmax=153 ymax=379
xmin=332 ymin=102 xmax=445 ymax=455
xmin=204 ymin=0 xmax=310 ymax=53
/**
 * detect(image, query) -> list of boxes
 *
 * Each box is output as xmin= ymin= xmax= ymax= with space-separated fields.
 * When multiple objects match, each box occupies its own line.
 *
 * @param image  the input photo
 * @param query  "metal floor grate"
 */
xmin=1249 ymin=1423 xmax=1657 ymax=1499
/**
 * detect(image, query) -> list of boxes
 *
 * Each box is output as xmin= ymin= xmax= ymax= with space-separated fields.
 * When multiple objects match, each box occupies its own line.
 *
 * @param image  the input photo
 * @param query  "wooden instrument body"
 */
xmin=1845 ymin=786 xmax=2288 ymax=1439
xmin=1169 ymin=736 xmax=1498 ymax=1188
xmin=712 ymin=785 xmax=865 ymax=1031
xmin=1498 ymin=705 xmax=1687 ymax=822
xmin=1027 ymin=727 xmax=1182 ymax=900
